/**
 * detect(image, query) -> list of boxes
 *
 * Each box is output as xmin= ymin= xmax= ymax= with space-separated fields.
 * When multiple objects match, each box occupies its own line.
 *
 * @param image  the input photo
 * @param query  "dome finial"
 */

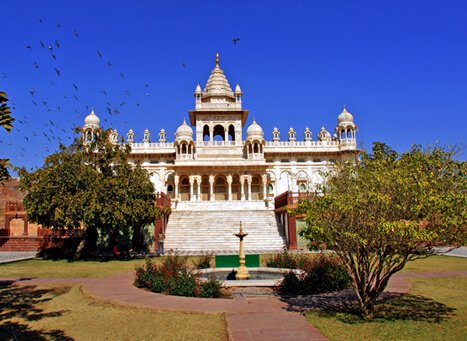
xmin=215 ymin=52 xmax=220 ymax=67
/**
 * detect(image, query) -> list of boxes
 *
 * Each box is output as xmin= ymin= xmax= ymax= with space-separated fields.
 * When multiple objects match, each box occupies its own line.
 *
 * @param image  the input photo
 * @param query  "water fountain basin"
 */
xmin=196 ymin=267 xmax=304 ymax=287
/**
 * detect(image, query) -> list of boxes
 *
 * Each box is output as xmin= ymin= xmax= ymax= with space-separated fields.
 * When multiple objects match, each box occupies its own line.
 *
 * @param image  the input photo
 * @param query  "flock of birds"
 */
xmin=0 ymin=17 xmax=241 ymax=170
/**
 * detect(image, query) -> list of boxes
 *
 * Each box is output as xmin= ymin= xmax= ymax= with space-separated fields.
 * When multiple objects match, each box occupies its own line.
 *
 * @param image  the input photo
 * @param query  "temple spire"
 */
xmin=215 ymin=52 xmax=220 ymax=67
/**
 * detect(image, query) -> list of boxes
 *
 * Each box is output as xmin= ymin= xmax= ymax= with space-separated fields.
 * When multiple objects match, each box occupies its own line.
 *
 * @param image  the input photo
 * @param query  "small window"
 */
xmin=313 ymin=159 xmax=322 ymax=163
xmin=267 ymin=184 xmax=274 ymax=193
xmin=329 ymin=159 xmax=336 ymax=163
xmin=297 ymin=159 xmax=306 ymax=163
xmin=167 ymin=185 xmax=174 ymax=193
xmin=150 ymin=160 xmax=159 ymax=164
xmin=266 ymin=159 xmax=273 ymax=163
xmin=281 ymin=159 xmax=289 ymax=163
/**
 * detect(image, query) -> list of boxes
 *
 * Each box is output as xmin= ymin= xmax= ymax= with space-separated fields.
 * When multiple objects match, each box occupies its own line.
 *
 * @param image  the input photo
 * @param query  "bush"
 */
xmin=200 ymin=276 xmax=222 ymax=298
xmin=265 ymin=248 xmax=313 ymax=270
xmin=280 ymin=253 xmax=350 ymax=295
xmin=193 ymin=254 xmax=212 ymax=269
xmin=134 ymin=254 xmax=223 ymax=298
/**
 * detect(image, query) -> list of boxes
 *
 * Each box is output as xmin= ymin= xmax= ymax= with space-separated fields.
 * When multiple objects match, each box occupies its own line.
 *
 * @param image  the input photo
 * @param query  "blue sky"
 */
xmin=1 ymin=0 xmax=466 ymax=170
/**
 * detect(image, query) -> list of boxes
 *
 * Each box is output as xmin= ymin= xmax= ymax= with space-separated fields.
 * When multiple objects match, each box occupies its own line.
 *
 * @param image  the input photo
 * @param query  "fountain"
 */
xmin=196 ymin=222 xmax=303 ymax=287
xmin=234 ymin=222 xmax=250 ymax=280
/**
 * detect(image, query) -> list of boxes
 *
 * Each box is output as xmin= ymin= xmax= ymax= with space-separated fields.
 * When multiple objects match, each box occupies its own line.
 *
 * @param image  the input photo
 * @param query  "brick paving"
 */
xmin=2 ymin=269 xmax=467 ymax=340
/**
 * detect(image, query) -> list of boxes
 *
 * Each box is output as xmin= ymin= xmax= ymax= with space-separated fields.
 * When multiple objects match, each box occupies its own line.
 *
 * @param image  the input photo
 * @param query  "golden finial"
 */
xmin=215 ymin=52 xmax=220 ymax=67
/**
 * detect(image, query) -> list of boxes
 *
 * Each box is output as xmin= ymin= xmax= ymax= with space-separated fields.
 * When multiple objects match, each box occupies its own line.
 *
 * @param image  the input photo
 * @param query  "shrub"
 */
xmin=265 ymin=249 xmax=313 ymax=270
xmin=193 ymin=254 xmax=212 ymax=269
xmin=280 ymin=253 xmax=350 ymax=295
xmin=134 ymin=254 xmax=224 ymax=298
xmin=200 ymin=276 xmax=222 ymax=298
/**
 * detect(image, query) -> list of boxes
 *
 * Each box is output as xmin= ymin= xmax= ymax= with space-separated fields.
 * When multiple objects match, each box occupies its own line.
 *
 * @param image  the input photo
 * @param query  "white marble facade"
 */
xmin=83 ymin=53 xmax=359 ymax=203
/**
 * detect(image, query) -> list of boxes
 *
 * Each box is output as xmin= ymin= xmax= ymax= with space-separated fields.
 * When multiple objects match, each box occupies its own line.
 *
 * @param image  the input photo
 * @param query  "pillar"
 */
xmin=174 ymin=175 xmax=179 ymax=201
xmin=240 ymin=176 xmax=245 ymax=201
xmin=209 ymin=124 xmax=213 ymax=142
xmin=23 ymin=219 xmax=28 ymax=236
xmin=227 ymin=175 xmax=233 ymax=201
xmin=209 ymin=175 xmax=215 ymax=201
xmin=287 ymin=213 xmax=298 ymax=250
xmin=247 ymin=176 xmax=252 ymax=201
xmin=262 ymin=174 xmax=268 ymax=200
xmin=189 ymin=176 xmax=194 ymax=201
xmin=197 ymin=179 xmax=201 ymax=201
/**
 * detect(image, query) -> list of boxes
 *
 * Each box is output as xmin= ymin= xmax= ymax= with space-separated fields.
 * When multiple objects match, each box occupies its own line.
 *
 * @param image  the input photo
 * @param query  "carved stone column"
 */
xmin=247 ymin=176 xmax=252 ymax=201
xmin=209 ymin=175 xmax=215 ymax=201
xmin=227 ymin=175 xmax=233 ymax=201
xmin=197 ymin=178 xmax=201 ymax=201
xmin=174 ymin=175 xmax=179 ymax=201
xmin=189 ymin=176 xmax=194 ymax=201
xmin=240 ymin=176 xmax=245 ymax=201
xmin=262 ymin=174 xmax=268 ymax=200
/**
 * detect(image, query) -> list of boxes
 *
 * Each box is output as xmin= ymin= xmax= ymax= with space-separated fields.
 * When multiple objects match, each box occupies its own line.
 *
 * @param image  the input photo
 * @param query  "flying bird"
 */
xmin=101 ymin=90 xmax=107 ymax=96
xmin=73 ymin=29 xmax=79 ymax=38
xmin=97 ymin=50 xmax=103 ymax=58
xmin=40 ymin=40 xmax=45 ymax=48
xmin=57 ymin=22 xmax=62 ymax=28
xmin=30 ymin=89 xmax=36 ymax=96
xmin=38 ymin=18 xmax=43 ymax=23
xmin=32 ymin=100 xmax=37 ymax=106
xmin=233 ymin=38 xmax=240 ymax=44
xmin=33 ymin=61 xmax=39 ymax=69
xmin=72 ymin=84 xmax=79 ymax=91
xmin=25 ymin=45 xmax=32 ymax=49
xmin=51 ymin=53 xmax=57 ymax=60
xmin=181 ymin=63 xmax=186 ymax=68
xmin=124 ymin=89 xmax=130 ymax=96
xmin=73 ymin=94 xmax=79 ymax=101
xmin=120 ymin=72 xmax=126 ymax=79
xmin=55 ymin=40 xmax=60 ymax=48
xmin=50 ymin=81 xmax=55 ymax=86
xmin=107 ymin=61 xmax=112 ymax=67
xmin=48 ymin=44 xmax=53 ymax=51
xmin=54 ymin=68 xmax=61 ymax=76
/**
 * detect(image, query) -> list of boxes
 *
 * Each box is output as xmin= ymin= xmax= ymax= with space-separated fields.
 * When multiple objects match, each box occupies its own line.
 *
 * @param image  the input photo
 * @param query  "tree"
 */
xmin=296 ymin=143 xmax=466 ymax=317
xmin=19 ymin=128 xmax=161 ymax=254
xmin=0 ymin=91 xmax=15 ymax=183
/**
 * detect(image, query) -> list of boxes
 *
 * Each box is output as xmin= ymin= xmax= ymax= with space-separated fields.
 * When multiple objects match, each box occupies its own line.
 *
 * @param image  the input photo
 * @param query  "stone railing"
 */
xmin=197 ymin=141 xmax=238 ymax=147
xmin=130 ymin=142 xmax=174 ymax=149
xmin=195 ymin=101 xmax=242 ymax=110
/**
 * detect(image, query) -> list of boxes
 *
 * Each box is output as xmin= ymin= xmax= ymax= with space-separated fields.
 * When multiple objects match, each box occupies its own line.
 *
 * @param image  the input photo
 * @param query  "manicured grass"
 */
xmin=305 ymin=276 xmax=466 ymax=341
xmin=402 ymin=255 xmax=467 ymax=273
xmin=0 ymin=284 xmax=227 ymax=340
xmin=0 ymin=258 xmax=151 ymax=278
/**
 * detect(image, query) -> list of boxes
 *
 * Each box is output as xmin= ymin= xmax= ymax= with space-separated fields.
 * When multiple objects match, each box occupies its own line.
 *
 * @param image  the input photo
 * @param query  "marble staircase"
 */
xmin=164 ymin=201 xmax=286 ymax=255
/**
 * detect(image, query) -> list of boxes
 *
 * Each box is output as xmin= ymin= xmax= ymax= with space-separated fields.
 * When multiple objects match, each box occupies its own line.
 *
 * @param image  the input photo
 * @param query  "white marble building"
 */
xmin=82 ymin=53 xmax=359 ymax=253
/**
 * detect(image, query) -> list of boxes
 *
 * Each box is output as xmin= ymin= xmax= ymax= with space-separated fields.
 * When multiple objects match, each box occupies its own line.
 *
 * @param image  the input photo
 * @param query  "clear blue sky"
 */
xmin=1 ymin=0 xmax=466 ymax=170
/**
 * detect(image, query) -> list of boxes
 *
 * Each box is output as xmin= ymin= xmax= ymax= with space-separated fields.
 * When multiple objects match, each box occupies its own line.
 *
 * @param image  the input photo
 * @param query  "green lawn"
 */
xmin=0 ymin=284 xmax=226 ymax=340
xmin=304 ymin=256 xmax=467 ymax=341
xmin=0 ymin=258 xmax=150 ymax=278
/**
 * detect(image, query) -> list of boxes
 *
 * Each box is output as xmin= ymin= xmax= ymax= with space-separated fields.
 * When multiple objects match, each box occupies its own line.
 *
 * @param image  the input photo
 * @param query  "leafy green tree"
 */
xmin=19 ymin=128 xmax=160 ymax=254
xmin=0 ymin=91 xmax=15 ymax=183
xmin=296 ymin=143 xmax=466 ymax=317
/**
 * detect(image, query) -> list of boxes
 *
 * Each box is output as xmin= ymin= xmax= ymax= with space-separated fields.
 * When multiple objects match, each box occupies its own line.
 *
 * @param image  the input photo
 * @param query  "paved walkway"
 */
xmin=2 ymin=269 xmax=467 ymax=340
xmin=0 ymin=251 xmax=37 ymax=264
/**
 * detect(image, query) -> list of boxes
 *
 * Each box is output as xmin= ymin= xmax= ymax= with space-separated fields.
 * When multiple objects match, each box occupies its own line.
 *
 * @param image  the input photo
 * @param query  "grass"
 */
xmin=0 ymin=284 xmax=227 ymax=340
xmin=0 ymin=258 xmax=149 ymax=278
xmin=402 ymin=255 xmax=467 ymax=273
xmin=0 ymin=255 xmax=215 ymax=279
xmin=303 ymin=256 xmax=467 ymax=341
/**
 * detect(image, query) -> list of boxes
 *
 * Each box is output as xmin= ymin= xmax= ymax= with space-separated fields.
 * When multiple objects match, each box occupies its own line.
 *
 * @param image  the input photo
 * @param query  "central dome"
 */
xmin=84 ymin=109 xmax=100 ymax=127
xmin=337 ymin=107 xmax=355 ymax=126
xmin=202 ymin=53 xmax=234 ymax=100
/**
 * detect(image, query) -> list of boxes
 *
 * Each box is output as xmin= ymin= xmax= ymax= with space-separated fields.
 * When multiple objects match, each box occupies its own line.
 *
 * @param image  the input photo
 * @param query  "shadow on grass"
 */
xmin=0 ymin=283 xmax=73 ymax=340
xmin=281 ymin=289 xmax=456 ymax=324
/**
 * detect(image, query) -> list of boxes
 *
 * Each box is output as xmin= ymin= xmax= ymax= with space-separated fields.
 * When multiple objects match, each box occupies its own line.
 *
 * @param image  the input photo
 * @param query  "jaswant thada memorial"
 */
xmin=82 ymin=53 xmax=359 ymax=254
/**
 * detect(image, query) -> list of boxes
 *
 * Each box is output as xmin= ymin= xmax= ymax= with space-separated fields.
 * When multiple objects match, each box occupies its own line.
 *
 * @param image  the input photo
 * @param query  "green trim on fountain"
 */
xmin=215 ymin=254 xmax=260 ymax=268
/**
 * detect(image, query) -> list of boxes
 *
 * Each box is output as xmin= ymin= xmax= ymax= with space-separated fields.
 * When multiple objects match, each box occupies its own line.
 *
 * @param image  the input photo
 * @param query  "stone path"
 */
xmin=0 ymin=251 xmax=37 ymax=264
xmin=3 ymin=269 xmax=467 ymax=340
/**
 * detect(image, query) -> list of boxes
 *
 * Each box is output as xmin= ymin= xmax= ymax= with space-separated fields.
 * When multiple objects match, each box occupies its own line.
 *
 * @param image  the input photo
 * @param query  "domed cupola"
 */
xmin=175 ymin=119 xmax=193 ymax=140
xmin=318 ymin=126 xmax=332 ymax=142
xmin=246 ymin=119 xmax=264 ymax=140
xmin=337 ymin=106 xmax=356 ymax=127
xmin=84 ymin=108 xmax=100 ymax=129
xmin=335 ymin=106 xmax=357 ymax=141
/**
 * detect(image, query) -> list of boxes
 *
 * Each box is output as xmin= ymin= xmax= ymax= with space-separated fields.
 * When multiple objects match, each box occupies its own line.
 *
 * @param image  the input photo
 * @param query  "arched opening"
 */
xmin=203 ymin=125 xmax=210 ymax=141
xmin=267 ymin=184 xmax=274 ymax=196
xmin=180 ymin=177 xmax=190 ymax=201
xmin=299 ymin=183 xmax=307 ymax=192
xmin=251 ymin=175 xmax=261 ymax=200
xmin=214 ymin=176 xmax=227 ymax=200
xmin=181 ymin=143 xmax=187 ymax=154
xmin=201 ymin=176 xmax=210 ymax=201
xmin=278 ymin=172 xmax=290 ymax=194
xmin=253 ymin=143 xmax=259 ymax=153
xmin=213 ymin=125 xmax=225 ymax=142
xmin=231 ymin=175 xmax=241 ymax=200
xmin=228 ymin=125 xmax=235 ymax=141
xmin=9 ymin=218 xmax=25 ymax=236
xmin=166 ymin=174 xmax=175 ymax=199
